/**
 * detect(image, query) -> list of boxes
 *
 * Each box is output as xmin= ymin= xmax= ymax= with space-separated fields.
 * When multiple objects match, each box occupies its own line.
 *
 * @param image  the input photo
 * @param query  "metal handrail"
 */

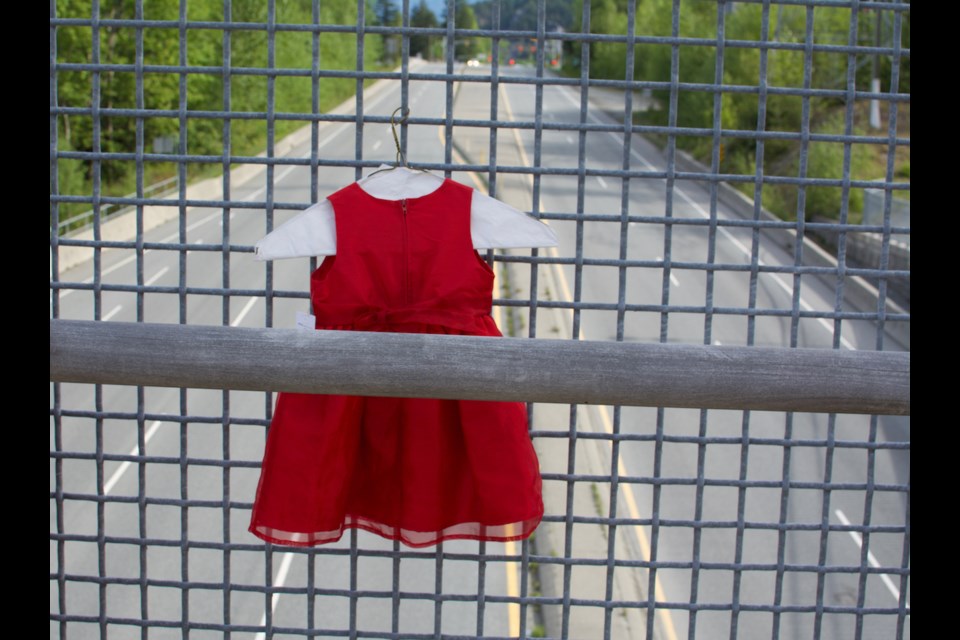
xmin=50 ymin=320 xmax=910 ymax=416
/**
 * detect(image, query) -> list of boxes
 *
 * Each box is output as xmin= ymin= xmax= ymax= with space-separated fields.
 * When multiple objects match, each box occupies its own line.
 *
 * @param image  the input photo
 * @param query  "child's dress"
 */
xmin=249 ymin=177 xmax=544 ymax=548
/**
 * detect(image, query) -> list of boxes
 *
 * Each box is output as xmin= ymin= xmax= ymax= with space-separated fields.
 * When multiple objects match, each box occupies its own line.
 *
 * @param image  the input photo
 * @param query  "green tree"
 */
xmin=54 ymin=0 xmax=386 ymax=224
xmin=375 ymin=0 xmax=402 ymax=65
xmin=628 ymin=0 xmax=898 ymax=222
xmin=55 ymin=0 xmax=181 ymax=216
xmin=375 ymin=0 xmax=398 ymax=25
xmin=454 ymin=2 xmax=481 ymax=60
xmin=410 ymin=0 xmax=438 ymax=59
xmin=570 ymin=0 xmax=634 ymax=80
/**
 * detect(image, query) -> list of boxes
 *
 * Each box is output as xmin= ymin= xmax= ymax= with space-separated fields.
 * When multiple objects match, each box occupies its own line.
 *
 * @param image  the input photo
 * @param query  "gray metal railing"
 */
xmin=50 ymin=319 xmax=909 ymax=415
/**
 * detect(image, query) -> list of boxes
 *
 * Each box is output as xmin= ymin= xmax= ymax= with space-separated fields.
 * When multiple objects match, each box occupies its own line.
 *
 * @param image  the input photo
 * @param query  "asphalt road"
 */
xmin=51 ymin=61 xmax=909 ymax=640
xmin=473 ymin=66 xmax=910 ymax=640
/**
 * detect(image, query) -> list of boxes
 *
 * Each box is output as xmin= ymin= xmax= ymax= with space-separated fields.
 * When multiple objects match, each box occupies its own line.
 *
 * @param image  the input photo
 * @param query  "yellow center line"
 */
xmin=443 ymin=82 xmax=677 ymax=639
xmin=441 ymin=124 xmax=519 ymax=636
xmin=500 ymin=86 xmax=680 ymax=640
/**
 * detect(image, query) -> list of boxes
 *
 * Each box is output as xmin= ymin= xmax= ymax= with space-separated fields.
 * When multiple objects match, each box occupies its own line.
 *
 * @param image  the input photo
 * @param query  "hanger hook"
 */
xmin=390 ymin=106 xmax=409 ymax=168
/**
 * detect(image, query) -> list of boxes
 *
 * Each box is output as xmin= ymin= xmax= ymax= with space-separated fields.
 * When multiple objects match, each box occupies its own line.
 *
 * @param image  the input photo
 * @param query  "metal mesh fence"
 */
xmin=50 ymin=0 xmax=910 ymax=638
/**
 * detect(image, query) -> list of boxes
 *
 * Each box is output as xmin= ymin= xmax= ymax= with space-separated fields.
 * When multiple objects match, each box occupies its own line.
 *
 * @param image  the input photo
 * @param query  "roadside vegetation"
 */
xmin=55 ymin=0 xmax=909 ymax=229
xmin=563 ymin=1 xmax=910 ymax=224
xmin=55 ymin=0 xmax=389 ymax=226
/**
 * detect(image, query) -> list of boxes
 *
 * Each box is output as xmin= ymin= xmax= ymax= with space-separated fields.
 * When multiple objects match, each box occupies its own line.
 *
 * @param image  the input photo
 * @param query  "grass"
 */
xmin=590 ymin=482 xmax=605 ymax=517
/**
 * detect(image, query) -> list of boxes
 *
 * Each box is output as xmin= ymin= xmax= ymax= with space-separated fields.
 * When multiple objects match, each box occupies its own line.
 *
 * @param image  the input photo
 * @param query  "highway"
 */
xmin=51 ymin=61 xmax=909 ymax=639
xmin=475 ymin=66 xmax=911 ymax=640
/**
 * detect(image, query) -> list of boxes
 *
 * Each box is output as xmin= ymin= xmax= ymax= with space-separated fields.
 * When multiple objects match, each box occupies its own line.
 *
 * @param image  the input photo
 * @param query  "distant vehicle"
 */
xmin=467 ymin=58 xmax=480 ymax=67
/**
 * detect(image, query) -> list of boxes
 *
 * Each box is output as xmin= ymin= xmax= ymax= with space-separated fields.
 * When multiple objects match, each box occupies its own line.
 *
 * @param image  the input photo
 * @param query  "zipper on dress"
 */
xmin=401 ymin=198 xmax=409 ymax=304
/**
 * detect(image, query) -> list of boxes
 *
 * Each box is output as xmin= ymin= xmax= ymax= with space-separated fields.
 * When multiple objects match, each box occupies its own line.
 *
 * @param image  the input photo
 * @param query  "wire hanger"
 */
xmin=365 ymin=107 xmax=433 ymax=180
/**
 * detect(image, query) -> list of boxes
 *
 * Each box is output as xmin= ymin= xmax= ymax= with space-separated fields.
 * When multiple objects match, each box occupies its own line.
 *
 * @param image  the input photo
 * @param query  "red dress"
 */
xmin=249 ymin=177 xmax=544 ymax=548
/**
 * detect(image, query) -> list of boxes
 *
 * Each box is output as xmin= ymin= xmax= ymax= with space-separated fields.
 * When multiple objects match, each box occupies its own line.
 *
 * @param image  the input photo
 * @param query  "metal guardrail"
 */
xmin=56 ymin=175 xmax=179 ymax=234
xmin=51 ymin=319 xmax=910 ymax=416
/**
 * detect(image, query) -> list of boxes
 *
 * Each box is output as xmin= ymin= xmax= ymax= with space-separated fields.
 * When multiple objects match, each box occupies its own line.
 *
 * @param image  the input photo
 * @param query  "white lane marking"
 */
xmin=668 ymin=160 xmax=856 ymax=349
xmin=231 ymin=297 xmax=259 ymax=327
xmin=145 ymin=267 xmax=169 ymax=287
xmin=560 ymin=86 xmax=656 ymax=172
xmin=103 ymin=420 xmax=164 ymax=494
xmin=194 ymin=239 xmax=204 ymax=244
xmin=835 ymin=509 xmax=910 ymax=609
xmin=545 ymin=242 xmax=679 ymax=640
xmin=158 ymin=212 xmax=222 ymax=243
xmin=714 ymin=340 xmax=722 ymax=346
xmin=245 ymin=97 xmax=408 ymax=631
xmin=102 ymin=305 xmax=123 ymax=321
xmin=245 ymin=163 xmax=300 ymax=202
xmin=60 ymin=82 xmax=379 ymax=291
xmin=61 ymin=83 xmax=389 ymax=292
xmin=372 ymin=139 xmax=382 ymax=151
xmin=735 ymin=259 xmax=855 ymax=349
xmin=757 ymin=270 xmax=855 ymax=350
xmin=60 ymin=255 xmax=133 ymax=296
xmin=59 ymin=243 xmax=160 ymax=297
xmin=559 ymin=85 xmax=855 ymax=351
xmin=566 ymin=135 xmax=574 ymax=144
xmin=597 ymin=176 xmax=608 ymax=189
xmin=254 ymin=552 xmax=296 ymax=640
xmin=655 ymin=255 xmax=681 ymax=287
xmin=61 ymin=210 xmax=226 ymax=298
xmin=242 ymin=114 xmax=357 ymax=200
xmin=240 ymin=82 xmax=399 ymax=201
xmin=60 ymin=74 xmax=396 ymax=301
